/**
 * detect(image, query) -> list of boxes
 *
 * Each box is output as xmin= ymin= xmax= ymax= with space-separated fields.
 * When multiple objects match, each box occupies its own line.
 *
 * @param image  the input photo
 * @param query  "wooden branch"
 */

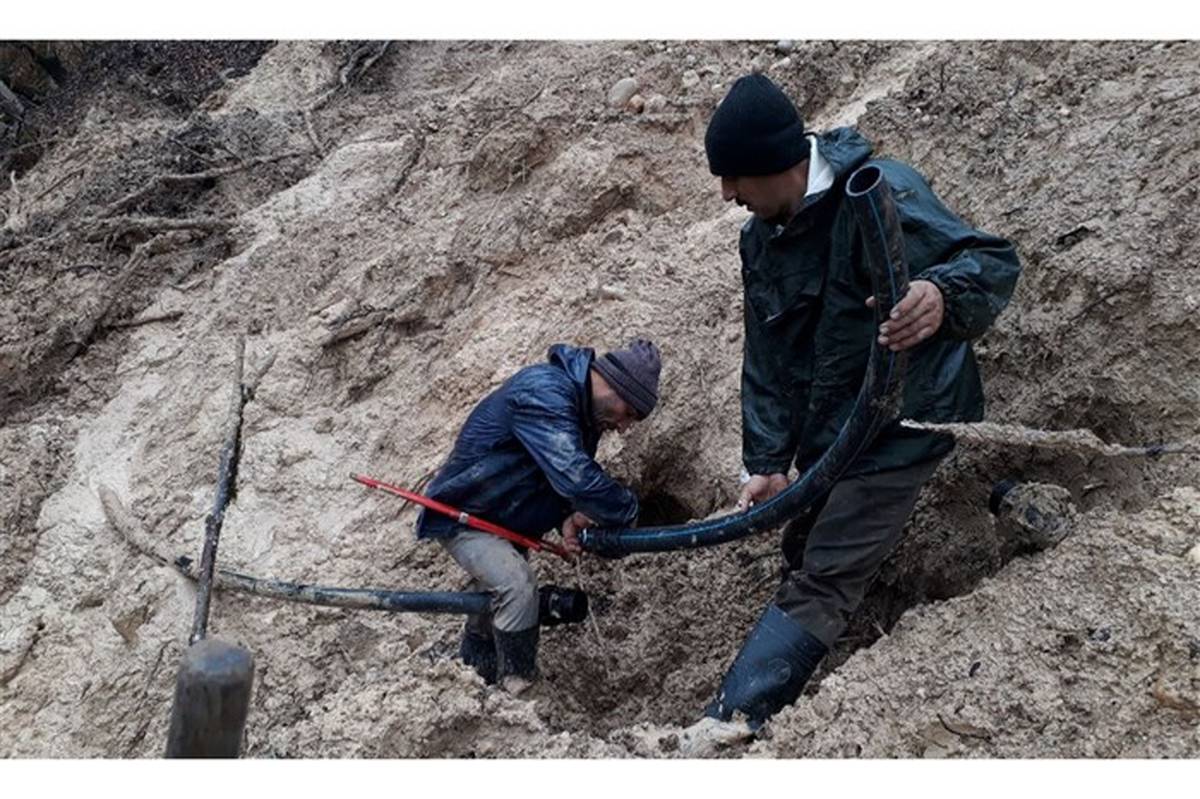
xmin=55 ymin=262 xmax=104 ymax=275
xmin=308 ymin=41 xmax=392 ymax=112
xmin=319 ymin=308 xmax=392 ymax=348
xmin=86 ymin=215 xmax=236 ymax=240
xmin=190 ymin=336 xmax=247 ymax=644
xmin=1 ymin=210 xmax=227 ymax=266
xmin=901 ymin=420 xmax=1200 ymax=458
xmin=3 ymin=171 xmax=26 ymax=234
xmin=351 ymin=41 xmax=392 ymax=83
xmin=57 ymin=235 xmax=167 ymax=362
xmin=106 ymin=310 xmax=184 ymax=330
xmin=33 ymin=166 xmax=84 ymax=204
xmin=302 ymin=108 xmax=324 ymax=156
xmin=101 ymin=150 xmax=310 ymax=216
xmin=0 ymin=136 xmax=59 ymax=156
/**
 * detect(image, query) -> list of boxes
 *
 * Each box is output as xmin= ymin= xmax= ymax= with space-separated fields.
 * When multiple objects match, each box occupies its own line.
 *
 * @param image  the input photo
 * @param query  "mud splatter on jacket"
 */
xmin=417 ymin=344 xmax=639 ymax=540
xmin=740 ymin=128 xmax=1022 ymax=476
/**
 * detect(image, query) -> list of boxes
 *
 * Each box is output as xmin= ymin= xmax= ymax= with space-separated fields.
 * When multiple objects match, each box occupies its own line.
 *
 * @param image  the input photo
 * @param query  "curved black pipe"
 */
xmin=580 ymin=165 xmax=910 ymax=558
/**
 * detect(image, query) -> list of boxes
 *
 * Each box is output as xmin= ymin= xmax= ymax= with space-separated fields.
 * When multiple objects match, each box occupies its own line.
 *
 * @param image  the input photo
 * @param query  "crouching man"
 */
xmin=417 ymin=339 xmax=662 ymax=692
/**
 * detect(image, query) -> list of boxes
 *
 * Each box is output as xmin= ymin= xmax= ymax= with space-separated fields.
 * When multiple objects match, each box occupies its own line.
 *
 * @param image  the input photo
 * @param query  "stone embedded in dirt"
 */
xmin=644 ymin=94 xmax=667 ymax=113
xmin=776 ymin=40 xmax=795 ymax=54
xmin=1187 ymin=542 xmax=1200 ymax=566
xmin=608 ymin=77 xmax=639 ymax=108
xmin=627 ymin=94 xmax=645 ymax=114
xmin=681 ymin=70 xmax=700 ymax=90
xmin=675 ymin=717 xmax=755 ymax=756
xmin=771 ymin=57 xmax=793 ymax=72
xmin=991 ymin=481 xmax=1077 ymax=552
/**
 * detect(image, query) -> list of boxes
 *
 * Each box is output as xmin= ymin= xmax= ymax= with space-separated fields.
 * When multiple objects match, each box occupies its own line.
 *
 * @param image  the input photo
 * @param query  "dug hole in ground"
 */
xmin=1 ymin=40 xmax=1198 ymax=758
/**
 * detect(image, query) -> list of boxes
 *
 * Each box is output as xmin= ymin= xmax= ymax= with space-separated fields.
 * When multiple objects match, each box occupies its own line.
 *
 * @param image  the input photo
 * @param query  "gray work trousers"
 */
xmin=438 ymin=528 xmax=540 ymax=634
xmin=773 ymin=455 xmax=944 ymax=648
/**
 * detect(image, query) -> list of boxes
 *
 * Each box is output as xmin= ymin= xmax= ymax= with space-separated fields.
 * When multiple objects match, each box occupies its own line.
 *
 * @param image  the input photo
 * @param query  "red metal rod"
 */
xmin=351 ymin=473 xmax=572 ymax=560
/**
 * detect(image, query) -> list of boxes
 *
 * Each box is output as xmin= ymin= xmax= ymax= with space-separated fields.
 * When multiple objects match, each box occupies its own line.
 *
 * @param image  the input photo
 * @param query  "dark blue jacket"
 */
xmin=416 ymin=344 xmax=640 ymax=540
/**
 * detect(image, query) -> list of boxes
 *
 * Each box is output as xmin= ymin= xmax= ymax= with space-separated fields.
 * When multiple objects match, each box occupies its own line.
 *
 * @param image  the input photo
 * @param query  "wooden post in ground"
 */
xmin=165 ymin=638 xmax=255 ymax=758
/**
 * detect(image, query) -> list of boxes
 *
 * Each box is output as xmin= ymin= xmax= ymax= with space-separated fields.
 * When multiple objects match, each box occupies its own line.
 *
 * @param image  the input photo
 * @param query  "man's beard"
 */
xmin=760 ymin=208 xmax=788 ymax=226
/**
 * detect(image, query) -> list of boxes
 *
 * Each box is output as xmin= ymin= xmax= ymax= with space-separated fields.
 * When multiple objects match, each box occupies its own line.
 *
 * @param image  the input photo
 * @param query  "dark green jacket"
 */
xmin=740 ymin=128 xmax=1021 ymax=477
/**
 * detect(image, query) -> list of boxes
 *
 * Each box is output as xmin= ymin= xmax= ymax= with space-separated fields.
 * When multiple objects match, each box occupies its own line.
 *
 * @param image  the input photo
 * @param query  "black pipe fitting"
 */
xmin=538 ymin=585 xmax=589 ymax=626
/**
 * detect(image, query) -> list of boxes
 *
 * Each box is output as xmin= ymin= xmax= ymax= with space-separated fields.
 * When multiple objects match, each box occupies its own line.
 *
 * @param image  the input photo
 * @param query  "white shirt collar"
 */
xmin=771 ymin=135 xmax=835 ymax=236
xmin=804 ymin=135 xmax=835 ymax=198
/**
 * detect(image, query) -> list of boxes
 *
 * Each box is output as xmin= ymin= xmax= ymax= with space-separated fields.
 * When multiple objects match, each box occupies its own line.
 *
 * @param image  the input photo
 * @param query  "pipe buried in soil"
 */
xmin=99 ymin=484 xmax=491 ymax=616
xmin=100 ymin=485 xmax=590 ymax=621
xmin=580 ymin=164 xmax=910 ymax=558
xmin=173 ymin=554 xmax=493 ymax=615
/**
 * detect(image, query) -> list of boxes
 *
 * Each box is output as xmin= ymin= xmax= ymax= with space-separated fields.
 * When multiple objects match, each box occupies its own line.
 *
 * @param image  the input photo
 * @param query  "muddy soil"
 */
xmin=1 ymin=40 xmax=1197 ymax=757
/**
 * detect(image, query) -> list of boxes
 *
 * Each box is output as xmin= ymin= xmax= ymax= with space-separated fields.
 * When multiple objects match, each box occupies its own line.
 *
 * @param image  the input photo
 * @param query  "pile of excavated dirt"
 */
xmin=2 ymin=40 xmax=1198 ymax=758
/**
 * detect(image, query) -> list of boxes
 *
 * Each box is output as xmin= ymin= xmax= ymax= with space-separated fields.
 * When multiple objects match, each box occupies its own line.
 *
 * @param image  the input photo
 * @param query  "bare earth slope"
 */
xmin=1 ymin=40 xmax=1197 ymax=757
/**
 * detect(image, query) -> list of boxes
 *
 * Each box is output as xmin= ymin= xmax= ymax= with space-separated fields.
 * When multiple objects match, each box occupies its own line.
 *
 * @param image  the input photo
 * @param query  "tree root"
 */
xmin=101 ymin=150 xmax=311 ymax=216
xmin=2 ymin=171 xmax=26 ymax=234
xmin=105 ymin=309 xmax=184 ymax=330
xmin=900 ymin=420 xmax=1200 ymax=458
xmin=309 ymin=41 xmax=392 ymax=112
xmin=85 ymin=215 xmax=237 ymax=241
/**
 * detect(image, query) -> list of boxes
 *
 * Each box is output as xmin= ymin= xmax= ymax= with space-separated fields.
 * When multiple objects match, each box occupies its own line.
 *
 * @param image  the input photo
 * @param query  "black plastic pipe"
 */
xmin=579 ymin=164 xmax=911 ymax=558
xmin=174 ymin=554 xmax=493 ymax=615
xmin=100 ymin=482 xmax=506 ymax=619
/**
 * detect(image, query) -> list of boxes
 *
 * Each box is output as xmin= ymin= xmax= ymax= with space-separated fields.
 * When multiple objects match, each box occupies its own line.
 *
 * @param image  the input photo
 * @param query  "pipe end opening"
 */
xmin=847 ymin=165 xmax=883 ymax=197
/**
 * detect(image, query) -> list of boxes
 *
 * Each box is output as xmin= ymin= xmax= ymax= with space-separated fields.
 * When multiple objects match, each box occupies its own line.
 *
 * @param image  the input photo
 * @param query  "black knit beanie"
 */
xmin=705 ymin=74 xmax=811 ymax=177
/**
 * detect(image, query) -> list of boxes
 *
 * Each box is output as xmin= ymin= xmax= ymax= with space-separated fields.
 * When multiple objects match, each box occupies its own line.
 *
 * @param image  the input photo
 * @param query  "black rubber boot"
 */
xmin=494 ymin=625 xmax=540 ymax=684
xmin=703 ymin=604 xmax=828 ymax=728
xmin=459 ymin=618 xmax=497 ymax=684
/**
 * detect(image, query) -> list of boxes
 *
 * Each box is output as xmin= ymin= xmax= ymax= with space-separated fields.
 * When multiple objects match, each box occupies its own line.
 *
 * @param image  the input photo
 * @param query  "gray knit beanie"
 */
xmin=593 ymin=338 xmax=661 ymax=419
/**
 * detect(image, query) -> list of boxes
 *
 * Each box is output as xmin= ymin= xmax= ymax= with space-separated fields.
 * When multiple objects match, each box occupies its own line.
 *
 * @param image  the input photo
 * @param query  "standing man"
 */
xmin=702 ymin=74 xmax=1021 ymax=726
xmin=417 ymin=339 xmax=661 ymax=692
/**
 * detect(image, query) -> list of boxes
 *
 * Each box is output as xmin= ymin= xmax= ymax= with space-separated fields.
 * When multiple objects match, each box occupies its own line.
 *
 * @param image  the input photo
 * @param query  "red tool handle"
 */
xmin=350 ymin=473 xmax=573 ymax=560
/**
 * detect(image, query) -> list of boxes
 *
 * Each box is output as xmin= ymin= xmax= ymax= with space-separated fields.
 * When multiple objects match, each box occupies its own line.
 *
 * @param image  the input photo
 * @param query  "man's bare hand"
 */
xmin=560 ymin=511 xmax=595 ymax=556
xmin=866 ymin=279 xmax=944 ymax=351
xmin=737 ymin=473 xmax=789 ymax=512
